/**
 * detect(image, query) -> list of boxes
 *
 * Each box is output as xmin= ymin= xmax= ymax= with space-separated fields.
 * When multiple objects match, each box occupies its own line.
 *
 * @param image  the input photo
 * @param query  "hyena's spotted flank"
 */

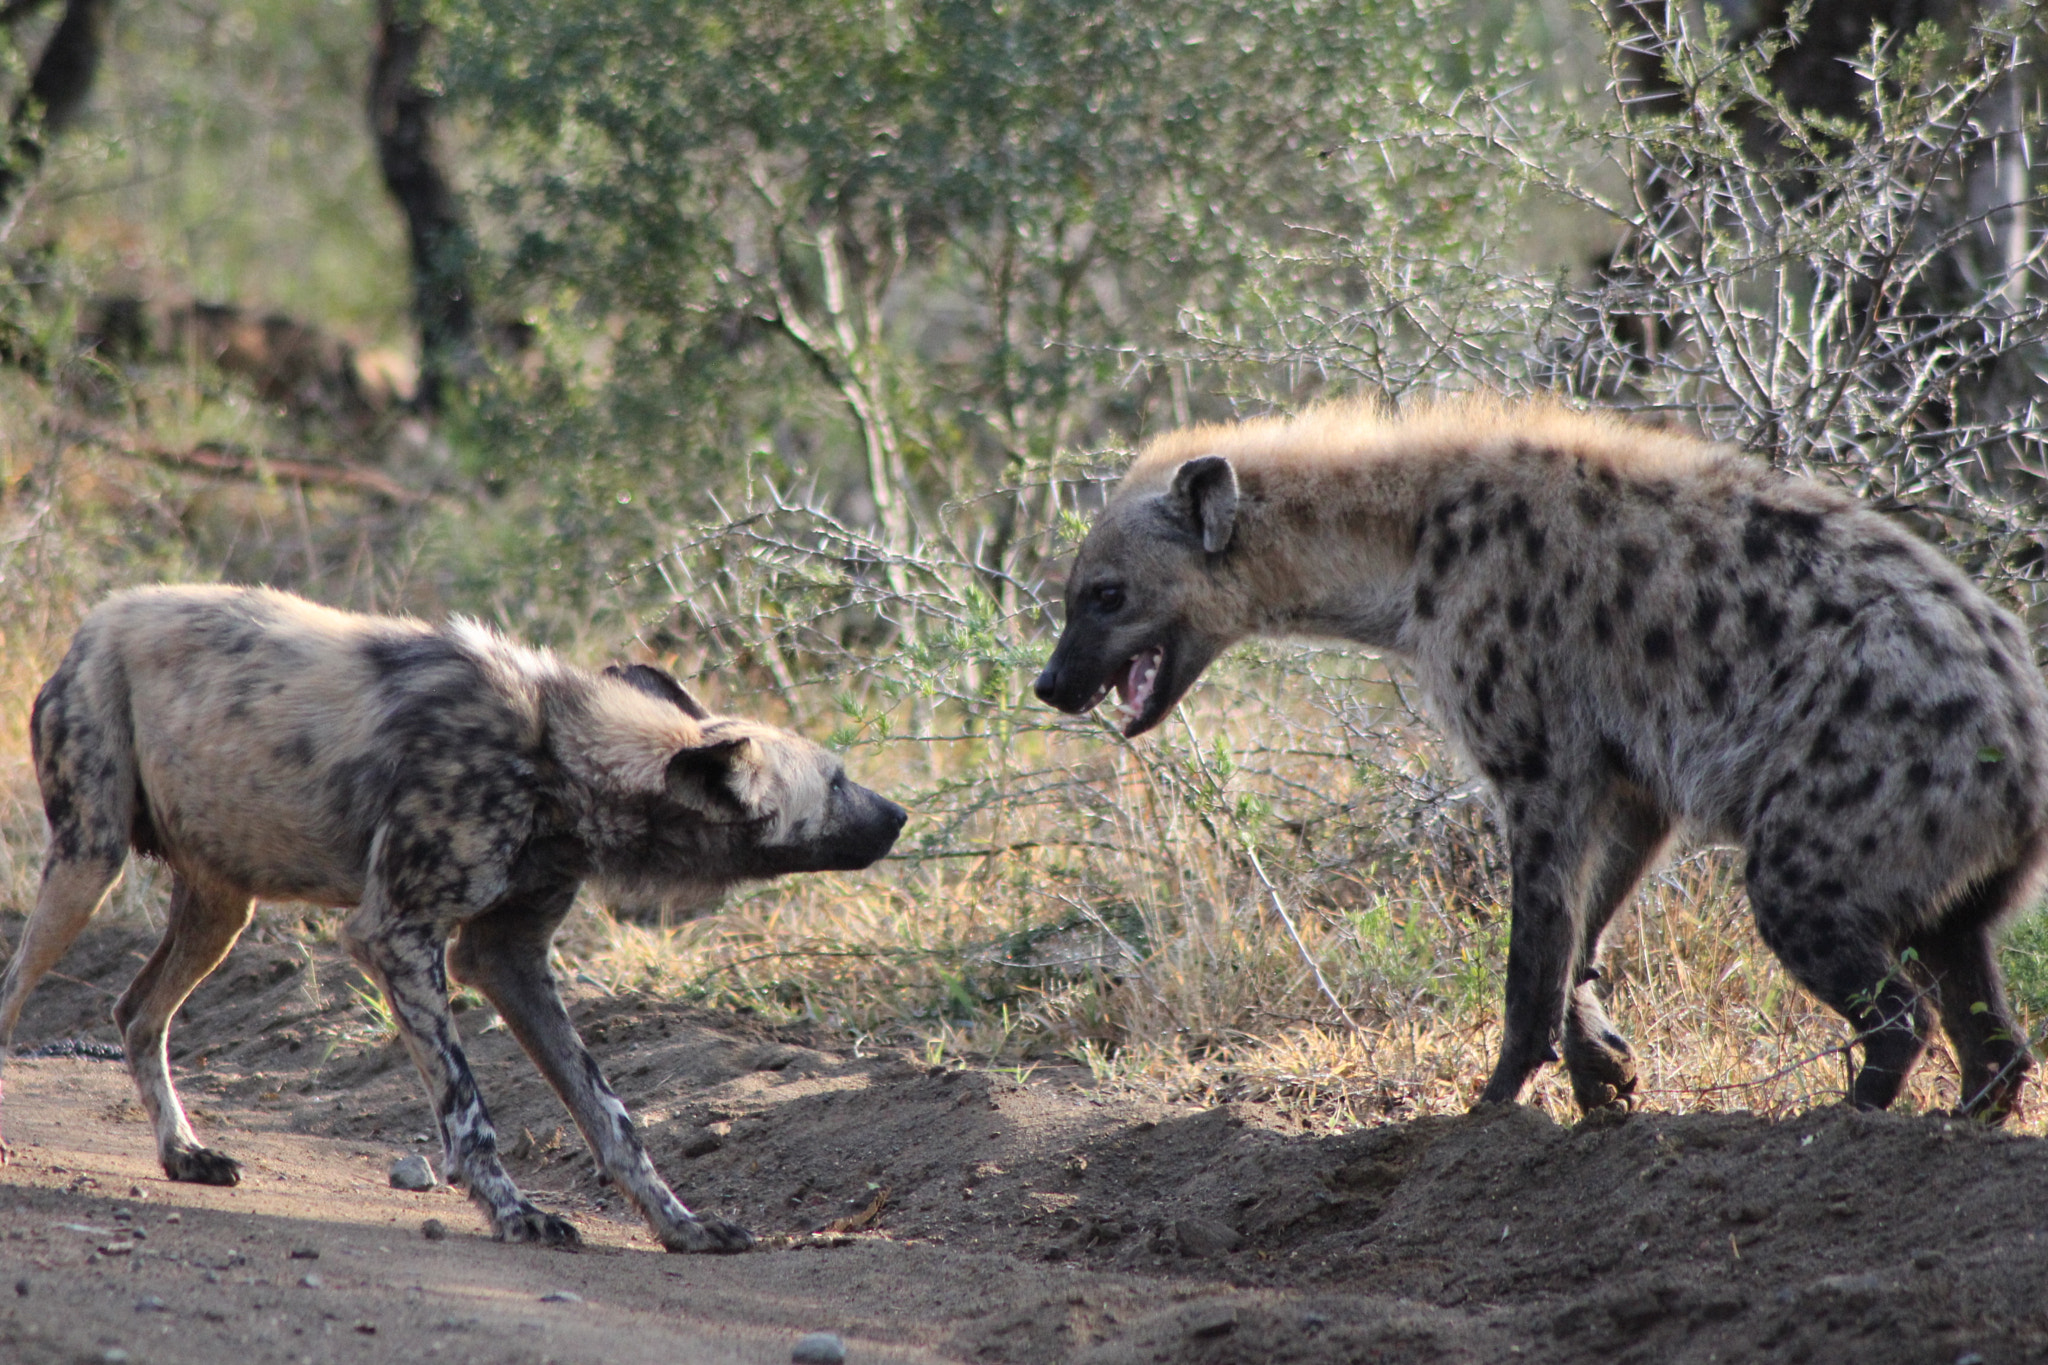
xmin=1037 ymin=398 xmax=2048 ymax=1121
xmin=0 ymin=585 xmax=906 ymax=1251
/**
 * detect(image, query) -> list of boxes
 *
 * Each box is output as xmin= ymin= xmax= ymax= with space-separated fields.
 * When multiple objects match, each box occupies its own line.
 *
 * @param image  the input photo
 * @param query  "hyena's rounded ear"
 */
xmin=666 ymin=736 xmax=753 ymax=813
xmin=1169 ymin=455 xmax=1239 ymax=554
xmin=607 ymin=663 xmax=712 ymax=720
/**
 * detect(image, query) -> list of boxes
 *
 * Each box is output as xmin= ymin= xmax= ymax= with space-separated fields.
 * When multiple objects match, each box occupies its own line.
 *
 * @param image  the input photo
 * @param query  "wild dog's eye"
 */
xmin=1090 ymin=584 xmax=1126 ymax=614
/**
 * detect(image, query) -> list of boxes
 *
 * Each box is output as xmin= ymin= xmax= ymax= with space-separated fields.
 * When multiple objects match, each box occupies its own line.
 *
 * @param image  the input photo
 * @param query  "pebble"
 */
xmin=420 ymin=1218 xmax=448 ymax=1241
xmin=390 ymin=1155 xmax=438 ymax=1191
xmin=135 ymin=1295 xmax=168 ymax=1313
xmin=14 ymin=1277 xmax=28 ymax=1297
xmin=289 ymin=1246 xmax=320 ymax=1260
xmin=540 ymin=1290 xmax=583 ymax=1304
xmin=299 ymin=1273 xmax=324 ymax=1289
xmin=791 ymin=1331 xmax=847 ymax=1363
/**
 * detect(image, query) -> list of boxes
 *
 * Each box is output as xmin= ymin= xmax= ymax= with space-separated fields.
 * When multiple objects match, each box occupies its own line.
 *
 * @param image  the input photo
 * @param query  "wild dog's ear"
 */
xmin=666 ymin=736 xmax=754 ymax=813
xmin=607 ymin=663 xmax=712 ymax=720
xmin=1168 ymin=455 xmax=1238 ymax=554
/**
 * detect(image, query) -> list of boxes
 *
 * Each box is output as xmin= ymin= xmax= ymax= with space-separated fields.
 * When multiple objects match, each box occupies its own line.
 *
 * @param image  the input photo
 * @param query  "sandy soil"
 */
xmin=4 ymin=923 xmax=2047 ymax=1365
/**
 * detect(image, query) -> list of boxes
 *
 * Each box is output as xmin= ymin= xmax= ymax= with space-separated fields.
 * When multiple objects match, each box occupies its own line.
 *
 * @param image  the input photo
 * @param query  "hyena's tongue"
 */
xmin=1115 ymin=646 xmax=1163 ymax=718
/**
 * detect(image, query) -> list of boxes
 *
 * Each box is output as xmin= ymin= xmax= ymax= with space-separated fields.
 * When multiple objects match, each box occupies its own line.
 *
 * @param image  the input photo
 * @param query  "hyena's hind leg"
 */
xmin=1562 ymin=790 xmax=1672 ymax=1114
xmin=1909 ymin=840 xmax=2048 ymax=1123
xmin=1747 ymin=837 xmax=1933 ymax=1112
xmin=113 ymin=871 xmax=254 ymax=1184
xmin=342 ymin=886 xmax=579 ymax=1248
xmin=449 ymin=893 xmax=754 ymax=1254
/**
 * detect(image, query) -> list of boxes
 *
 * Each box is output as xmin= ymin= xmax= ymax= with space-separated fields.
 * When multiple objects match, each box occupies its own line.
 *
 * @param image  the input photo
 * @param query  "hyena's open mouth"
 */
xmin=1081 ymin=645 xmax=1166 ymax=737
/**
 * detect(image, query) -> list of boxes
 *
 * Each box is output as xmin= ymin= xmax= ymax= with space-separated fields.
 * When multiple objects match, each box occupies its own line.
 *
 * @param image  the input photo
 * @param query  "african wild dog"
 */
xmin=0 ymin=585 xmax=906 ymax=1251
xmin=1036 ymin=398 xmax=2048 ymax=1121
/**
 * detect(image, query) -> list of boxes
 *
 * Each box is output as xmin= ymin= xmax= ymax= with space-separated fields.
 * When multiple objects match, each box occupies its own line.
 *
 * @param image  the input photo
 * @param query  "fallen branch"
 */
xmin=59 ymin=424 xmax=423 ymax=503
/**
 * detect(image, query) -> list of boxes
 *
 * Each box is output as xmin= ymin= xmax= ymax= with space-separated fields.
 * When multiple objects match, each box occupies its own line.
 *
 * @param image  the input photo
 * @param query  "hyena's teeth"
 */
xmin=1117 ymin=646 xmax=1164 ymax=716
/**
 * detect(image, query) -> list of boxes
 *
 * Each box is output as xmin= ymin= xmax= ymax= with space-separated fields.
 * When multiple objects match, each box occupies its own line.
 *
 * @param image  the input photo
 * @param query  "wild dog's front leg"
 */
xmin=450 ymin=896 xmax=753 ymax=1254
xmin=343 ymin=889 xmax=578 ymax=1248
xmin=114 ymin=872 xmax=255 ymax=1185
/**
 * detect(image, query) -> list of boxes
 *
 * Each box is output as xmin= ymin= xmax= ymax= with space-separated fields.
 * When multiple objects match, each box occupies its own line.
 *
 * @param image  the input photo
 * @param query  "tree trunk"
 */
xmin=368 ymin=0 xmax=475 ymax=413
xmin=0 ymin=0 xmax=112 ymax=230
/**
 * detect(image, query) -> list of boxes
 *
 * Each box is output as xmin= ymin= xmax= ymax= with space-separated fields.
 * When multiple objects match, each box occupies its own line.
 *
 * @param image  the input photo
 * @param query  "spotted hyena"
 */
xmin=1036 ymin=398 xmax=2048 ymax=1121
xmin=0 ymin=585 xmax=906 ymax=1250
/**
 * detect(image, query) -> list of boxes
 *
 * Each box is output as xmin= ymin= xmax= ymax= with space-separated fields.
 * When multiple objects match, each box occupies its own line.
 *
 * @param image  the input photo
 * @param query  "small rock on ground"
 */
xmin=792 ymin=1330 xmax=847 ymax=1364
xmin=389 ymin=1154 xmax=437 ymax=1191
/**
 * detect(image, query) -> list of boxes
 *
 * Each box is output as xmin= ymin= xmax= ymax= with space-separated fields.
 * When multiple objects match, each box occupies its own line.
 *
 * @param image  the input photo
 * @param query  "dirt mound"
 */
xmin=3 ymin=922 xmax=2043 ymax=1363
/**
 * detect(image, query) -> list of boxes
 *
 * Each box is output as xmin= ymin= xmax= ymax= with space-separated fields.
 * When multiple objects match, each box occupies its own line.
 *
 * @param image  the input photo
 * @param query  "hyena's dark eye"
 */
xmin=1090 ymin=584 xmax=1126 ymax=615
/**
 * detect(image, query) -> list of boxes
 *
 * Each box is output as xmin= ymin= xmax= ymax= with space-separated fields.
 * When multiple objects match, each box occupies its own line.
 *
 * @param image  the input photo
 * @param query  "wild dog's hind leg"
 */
xmin=0 ymin=855 xmax=129 ymax=1162
xmin=1562 ymin=788 xmax=1672 ymax=1114
xmin=449 ymin=880 xmax=754 ymax=1254
xmin=113 ymin=871 xmax=254 ymax=1184
xmin=343 ymin=883 xmax=579 ymax=1248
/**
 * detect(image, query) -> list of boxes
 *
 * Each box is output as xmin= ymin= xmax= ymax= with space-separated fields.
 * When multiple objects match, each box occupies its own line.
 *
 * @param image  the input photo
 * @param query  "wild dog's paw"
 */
xmin=661 ymin=1215 xmax=755 ymax=1255
xmin=164 ymin=1146 xmax=243 ymax=1186
xmin=495 ymin=1203 xmax=582 ymax=1249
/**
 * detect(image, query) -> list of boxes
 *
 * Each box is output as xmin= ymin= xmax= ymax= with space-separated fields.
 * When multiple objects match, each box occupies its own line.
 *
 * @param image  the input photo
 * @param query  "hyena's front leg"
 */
xmin=343 ymin=889 xmax=579 ymax=1248
xmin=1561 ymin=790 xmax=1671 ymax=1113
xmin=113 ymin=871 xmax=255 ymax=1185
xmin=1478 ymin=788 xmax=1605 ymax=1107
xmin=449 ymin=895 xmax=754 ymax=1254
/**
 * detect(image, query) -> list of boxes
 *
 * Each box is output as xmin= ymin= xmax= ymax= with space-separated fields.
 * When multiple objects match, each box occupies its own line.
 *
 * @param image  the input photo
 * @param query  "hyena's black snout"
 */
xmin=1032 ymin=644 xmax=1100 ymax=714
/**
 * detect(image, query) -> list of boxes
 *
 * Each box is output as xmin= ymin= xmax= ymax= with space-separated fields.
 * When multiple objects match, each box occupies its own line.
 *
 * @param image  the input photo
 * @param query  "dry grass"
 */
xmin=3 ymin=374 xmax=2045 ymax=1142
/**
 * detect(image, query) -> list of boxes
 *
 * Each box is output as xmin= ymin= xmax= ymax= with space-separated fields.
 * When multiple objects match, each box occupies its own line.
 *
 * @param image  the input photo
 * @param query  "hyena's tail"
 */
xmin=0 ymin=634 xmax=137 ymax=1157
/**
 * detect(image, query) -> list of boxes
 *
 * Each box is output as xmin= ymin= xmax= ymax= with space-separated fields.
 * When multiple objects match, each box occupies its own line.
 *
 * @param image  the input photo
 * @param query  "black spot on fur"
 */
xmin=1808 ymin=599 xmax=1855 ymax=628
xmin=1642 ymin=625 xmax=1675 ymax=663
xmin=1414 ymin=585 xmax=1437 ymax=621
xmin=1574 ymin=487 xmax=1608 ymax=523
xmin=1825 ymin=768 xmax=1883 ymax=812
xmin=1743 ymin=592 xmax=1788 ymax=650
xmin=1507 ymin=595 xmax=1529 ymax=631
xmin=1857 ymin=540 xmax=1915 ymax=561
xmin=1906 ymin=760 xmax=1934 ymax=788
xmin=1613 ymin=581 xmax=1636 ymax=616
xmin=1431 ymin=535 xmax=1460 ymax=577
xmin=1927 ymin=696 xmax=1980 ymax=735
xmin=1591 ymin=604 xmax=1613 ymax=644
xmin=1522 ymin=525 xmax=1547 ymax=563
xmin=1839 ymin=673 xmax=1874 ymax=717
xmin=1692 ymin=591 xmax=1724 ymax=637
xmin=1617 ymin=541 xmax=1657 ymax=577
xmin=1468 ymin=519 xmax=1491 ymax=555
xmin=1502 ymin=496 xmax=1531 ymax=531
xmin=1698 ymin=664 xmax=1733 ymax=708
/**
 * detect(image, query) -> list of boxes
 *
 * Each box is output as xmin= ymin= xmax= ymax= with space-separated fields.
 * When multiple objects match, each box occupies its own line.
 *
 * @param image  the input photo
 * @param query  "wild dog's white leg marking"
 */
xmin=343 ymin=871 xmax=578 ymax=1248
xmin=449 ymin=886 xmax=753 ymax=1254
xmin=113 ymin=871 xmax=254 ymax=1185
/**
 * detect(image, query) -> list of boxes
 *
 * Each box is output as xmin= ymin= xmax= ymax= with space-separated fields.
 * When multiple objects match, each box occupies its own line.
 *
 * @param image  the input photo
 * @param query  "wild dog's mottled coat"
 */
xmin=1 ymin=585 xmax=906 ymax=1251
xmin=1036 ymin=398 xmax=2048 ymax=1119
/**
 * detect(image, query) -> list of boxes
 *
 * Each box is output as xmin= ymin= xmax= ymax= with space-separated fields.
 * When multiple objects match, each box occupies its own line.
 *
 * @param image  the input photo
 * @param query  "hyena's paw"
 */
xmin=493 ymin=1202 xmax=582 ymax=1249
xmin=163 ymin=1146 xmax=243 ymax=1186
xmin=660 ymin=1215 xmax=755 ymax=1255
xmin=1565 ymin=1036 xmax=1638 ymax=1115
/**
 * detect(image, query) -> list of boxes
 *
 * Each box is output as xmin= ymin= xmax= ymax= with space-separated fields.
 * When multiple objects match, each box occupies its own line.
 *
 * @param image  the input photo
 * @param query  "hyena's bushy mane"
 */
xmin=1116 ymin=395 xmax=1729 ymax=501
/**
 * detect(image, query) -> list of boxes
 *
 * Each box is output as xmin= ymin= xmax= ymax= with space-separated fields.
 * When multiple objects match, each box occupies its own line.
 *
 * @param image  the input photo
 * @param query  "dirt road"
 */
xmin=4 ymin=923 xmax=2046 ymax=1364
